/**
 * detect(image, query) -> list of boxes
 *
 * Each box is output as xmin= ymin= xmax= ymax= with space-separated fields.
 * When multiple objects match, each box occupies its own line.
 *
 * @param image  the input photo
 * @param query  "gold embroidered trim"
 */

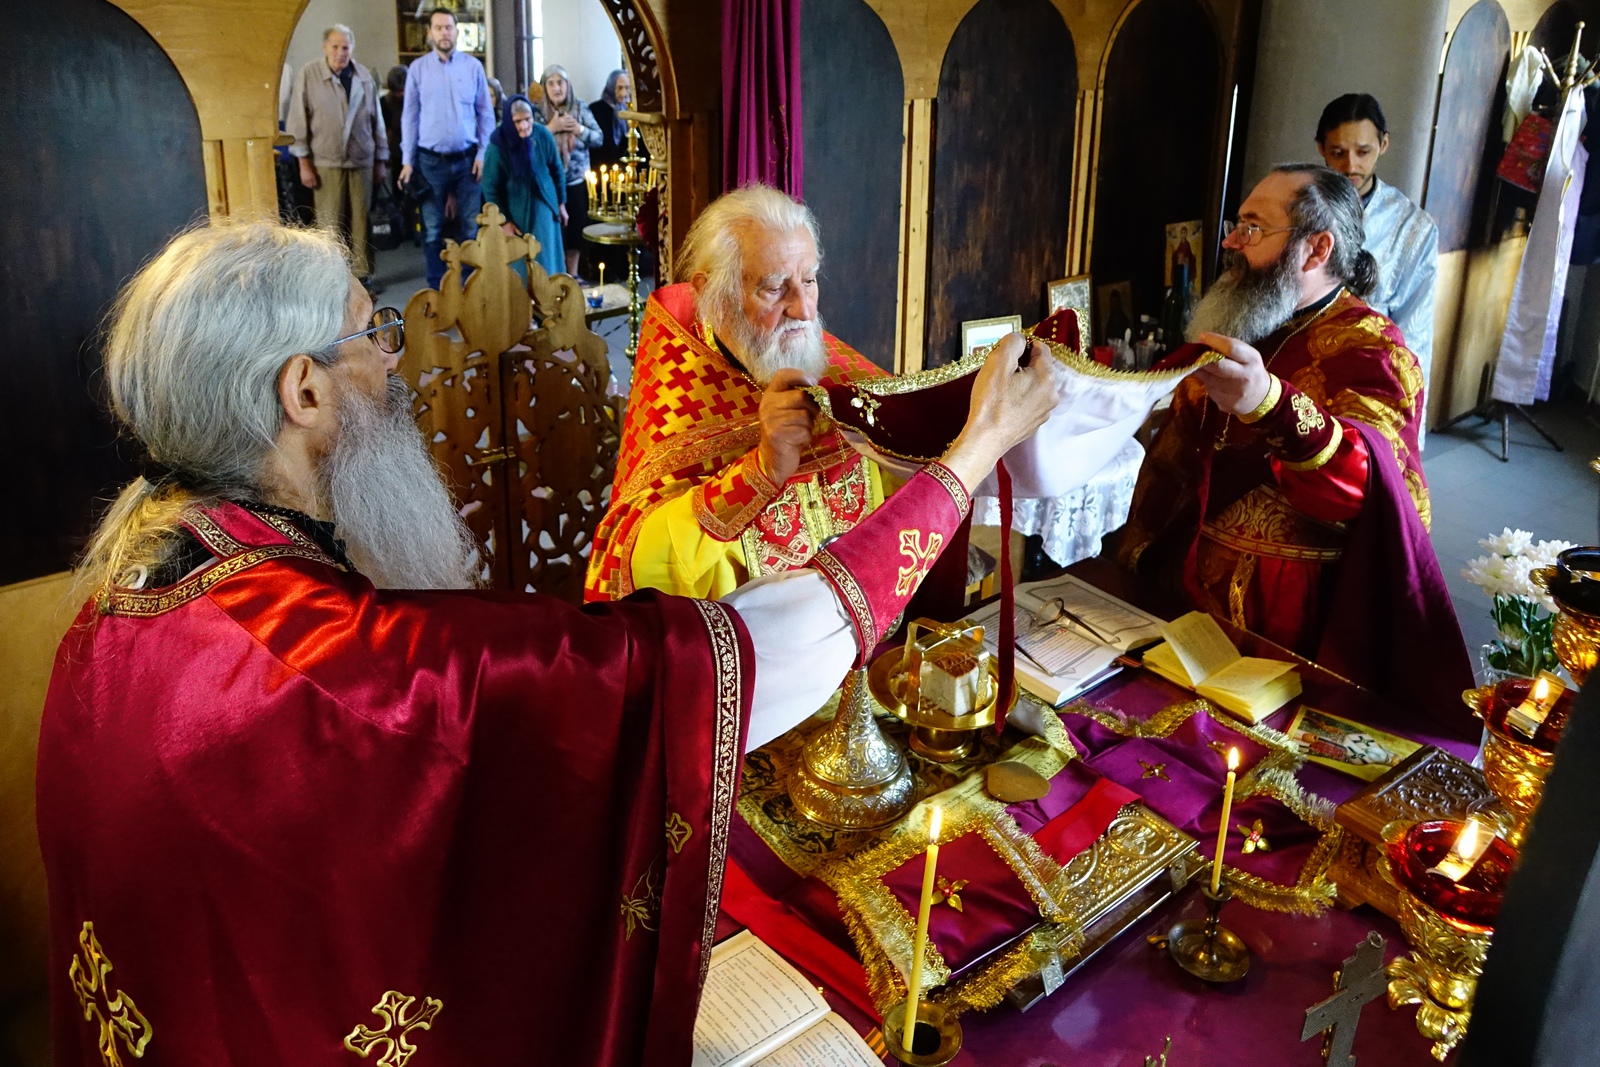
xmin=1279 ymin=418 xmax=1344 ymax=471
xmin=1238 ymin=374 xmax=1283 ymax=424
xmin=690 ymin=598 xmax=745 ymax=987
xmin=70 ymin=921 xmax=152 ymax=1067
xmin=1026 ymin=333 xmax=1224 ymax=383
xmin=811 ymin=551 xmax=877 ymax=652
xmin=666 ymin=812 xmax=693 ymax=853
xmin=621 ymin=861 xmax=663 ymax=939
xmin=1227 ymin=553 xmax=1256 ymax=628
xmin=99 ymin=544 xmax=329 ymax=618
xmin=344 ymin=990 xmax=443 ymax=1066
xmin=1059 ymin=698 xmax=1342 ymax=914
xmin=183 ymin=509 xmax=247 ymax=558
xmin=925 ymin=462 xmax=970 ymax=514
xmin=1200 ymin=486 xmax=1346 ymax=563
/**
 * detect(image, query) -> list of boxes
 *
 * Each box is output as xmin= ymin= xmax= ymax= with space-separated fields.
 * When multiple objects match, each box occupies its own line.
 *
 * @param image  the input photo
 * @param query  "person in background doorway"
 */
xmin=1315 ymin=93 xmax=1439 ymax=417
xmin=399 ymin=8 xmax=494 ymax=289
xmin=482 ymin=96 xmax=567 ymax=279
xmin=287 ymin=24 xmax=388 ymax=294
xmin=590 ymin=69 xmax=633 ymax=168
xmin=536 ymin=64 xmax=602 ymax=280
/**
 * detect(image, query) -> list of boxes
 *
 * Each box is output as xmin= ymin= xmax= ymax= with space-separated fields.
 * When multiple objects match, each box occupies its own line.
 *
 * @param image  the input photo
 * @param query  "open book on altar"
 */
xmin=691 ymin=930 xmax=881 ymax=1067
xmin=964 ymin=573 xmax=1166 ymax=706
xmin=1143 ymin=611 xmax=1301 ymax=723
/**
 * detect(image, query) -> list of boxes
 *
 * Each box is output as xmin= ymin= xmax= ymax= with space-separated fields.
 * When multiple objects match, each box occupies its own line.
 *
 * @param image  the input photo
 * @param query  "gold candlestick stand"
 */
xmin=1164 ymin=881 xmax=1251 ymax=983
xmin=882 ymin=999 xmax=963 ymax=1066
xmin=584 ymin=121 xmax=651 ymax=362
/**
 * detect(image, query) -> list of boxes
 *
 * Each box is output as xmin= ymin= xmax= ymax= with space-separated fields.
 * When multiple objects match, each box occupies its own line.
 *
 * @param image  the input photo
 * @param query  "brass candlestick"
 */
xmin=882 ymin=999 xmax=962 ymax=1066
xmin=789 ymin=668 xmax=916 ymax=831
xmin=1165 ymin=881 xmax=1251 ymax=983
xmin=584 ymin=121 xmax=653 ymax=361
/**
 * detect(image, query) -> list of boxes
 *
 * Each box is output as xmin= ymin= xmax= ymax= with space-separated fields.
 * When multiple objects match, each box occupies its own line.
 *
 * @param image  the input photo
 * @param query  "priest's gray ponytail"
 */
xmin=77 ymin=222 xmax=350 ymax=604
xmin=1273 ymin=162 xmax=1380 ymax=299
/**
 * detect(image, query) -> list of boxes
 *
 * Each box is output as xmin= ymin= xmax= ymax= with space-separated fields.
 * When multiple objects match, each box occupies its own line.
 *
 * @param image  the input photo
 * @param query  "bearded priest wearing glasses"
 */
xmin=36 ymin=222 xmax=1065 ymax=1064
xmin=1116 ymin=163 xmax=1473 ymax=724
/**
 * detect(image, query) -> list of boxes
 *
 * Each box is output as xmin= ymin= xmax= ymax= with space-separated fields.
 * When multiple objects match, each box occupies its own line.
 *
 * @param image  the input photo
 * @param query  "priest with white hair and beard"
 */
xmin=586 ymin=183 xmax=900 ymax=602
xmin=35 ymin=222 xmax=1065 ymax=1065
xmin=1116 ymin=163 xmax=1473 ymax=721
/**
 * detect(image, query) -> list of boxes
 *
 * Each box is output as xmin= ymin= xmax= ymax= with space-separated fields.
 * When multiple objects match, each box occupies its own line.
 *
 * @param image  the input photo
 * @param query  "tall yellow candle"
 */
xmin=904 ymin=805 xmax=942 ymax=1047
xmin=1211 ymin=748 xmax=1239 ymax=894
xmin=585 ymin=169 xmax=597 ymax=204
xmin=599 ymin=168 xmax=608 ymax=204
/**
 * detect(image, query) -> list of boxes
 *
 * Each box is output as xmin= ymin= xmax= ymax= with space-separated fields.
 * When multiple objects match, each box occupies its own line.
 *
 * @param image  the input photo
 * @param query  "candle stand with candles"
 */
xmin=582 ymin=121 xmax=657 ymax=363
xmin=1380 ymin=819 xmax=1516 ymax=1060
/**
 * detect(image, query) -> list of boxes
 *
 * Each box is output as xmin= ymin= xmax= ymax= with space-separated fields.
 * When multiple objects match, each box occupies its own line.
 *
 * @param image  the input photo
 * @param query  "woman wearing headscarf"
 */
xmin=589 ymin=69 xmax=633 ymax=168
xmin=536 ymin=63 xmax=602 ymax=279
xmin=482 ymin=95 xmax=566 ymax=279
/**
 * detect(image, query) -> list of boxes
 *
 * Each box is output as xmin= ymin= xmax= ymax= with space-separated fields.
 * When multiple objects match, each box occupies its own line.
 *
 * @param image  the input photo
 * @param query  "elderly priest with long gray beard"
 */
xmin=1116 ymin=162 xmax=1472 ymax=719
xmin=36 ymin=222 xmax=1065 ymax=1066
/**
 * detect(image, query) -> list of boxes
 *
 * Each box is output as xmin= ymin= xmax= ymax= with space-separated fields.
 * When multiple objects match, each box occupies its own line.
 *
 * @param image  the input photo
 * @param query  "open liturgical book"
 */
xmin=1142 ymin=611 xmax=1301 ymax=723
xmin=691 ymin=931 xmax=881 ymax=1067
xmin=965 ymin=573 xmax=1166 ymax=706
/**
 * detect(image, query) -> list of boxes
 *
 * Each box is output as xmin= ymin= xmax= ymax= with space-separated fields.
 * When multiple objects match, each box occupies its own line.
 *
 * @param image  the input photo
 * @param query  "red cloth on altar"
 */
xmin=37 ymin=502 xmax=753 ymax=1067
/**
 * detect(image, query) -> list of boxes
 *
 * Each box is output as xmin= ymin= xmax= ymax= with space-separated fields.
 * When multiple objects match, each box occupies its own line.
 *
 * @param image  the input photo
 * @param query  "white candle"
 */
xmin=904 ymin=805 xmax=942 ymax=1047
xmin=1211 ymin=748 xmax=1239 ymax=894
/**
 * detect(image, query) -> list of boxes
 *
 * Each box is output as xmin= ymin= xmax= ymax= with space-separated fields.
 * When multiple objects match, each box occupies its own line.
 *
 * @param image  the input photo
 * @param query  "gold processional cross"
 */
xmin=68 ymin=922 xmax=153 ymax=1067
xmin=1300 ymin=931 xmax=1387 ymax=1067
xmin=344 ymin=990 xmax=444 ymax=1067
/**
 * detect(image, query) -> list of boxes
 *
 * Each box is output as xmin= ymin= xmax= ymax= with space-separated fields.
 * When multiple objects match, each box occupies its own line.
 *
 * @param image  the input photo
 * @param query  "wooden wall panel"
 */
xmin=802 ymin=0 xmax=905 ymax=368
xmin=1090 ymin=0 xmax=1223 ymax=337
xmin=0 ymin=0 xmax=208 ymax=585
xmin=925 ymin=0 xmax=1077 ymax=367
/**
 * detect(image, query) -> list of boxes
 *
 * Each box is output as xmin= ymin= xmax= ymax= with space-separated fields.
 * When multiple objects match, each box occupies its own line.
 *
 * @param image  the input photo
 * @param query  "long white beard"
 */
xmin=713 ymin=307 xmax=830 ymax=386
xmin=1185 ymin=247 xmax=1304 ymax=345
xmin=320 ymin=375 xmax=482 ymax=589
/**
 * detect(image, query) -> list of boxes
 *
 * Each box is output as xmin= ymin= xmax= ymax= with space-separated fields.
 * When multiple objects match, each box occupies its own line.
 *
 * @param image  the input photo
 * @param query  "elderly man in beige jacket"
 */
xmin=288 ymin=24 xmax=389 ymax=292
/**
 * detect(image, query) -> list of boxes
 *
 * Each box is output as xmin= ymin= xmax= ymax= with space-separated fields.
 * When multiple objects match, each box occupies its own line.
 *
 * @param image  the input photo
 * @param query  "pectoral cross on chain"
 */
xmin=1301 ymin=931 xmax=1387 ymax=1067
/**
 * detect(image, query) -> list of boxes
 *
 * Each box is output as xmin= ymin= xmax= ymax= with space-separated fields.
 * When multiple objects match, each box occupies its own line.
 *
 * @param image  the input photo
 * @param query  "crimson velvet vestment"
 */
xmin=39 ymin=462 xmax=973 ymax=1066
xmin=1117 ymin=288 xmax=1474 ymax=725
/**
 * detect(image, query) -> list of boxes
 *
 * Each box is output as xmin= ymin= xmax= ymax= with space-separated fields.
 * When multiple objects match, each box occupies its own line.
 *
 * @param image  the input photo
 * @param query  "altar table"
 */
xmin=718 ymin=559 xmax=1482 ymax=1067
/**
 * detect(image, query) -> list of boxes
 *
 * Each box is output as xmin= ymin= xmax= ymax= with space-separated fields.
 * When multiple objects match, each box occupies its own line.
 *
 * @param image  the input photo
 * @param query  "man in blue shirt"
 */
xmin=399 ymin=8 xmax=495 ymax=289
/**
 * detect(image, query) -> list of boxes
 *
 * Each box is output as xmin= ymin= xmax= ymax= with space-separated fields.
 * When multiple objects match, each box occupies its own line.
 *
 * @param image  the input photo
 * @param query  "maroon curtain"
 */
xmin=721 ymin=0 xmax=803 ymax=195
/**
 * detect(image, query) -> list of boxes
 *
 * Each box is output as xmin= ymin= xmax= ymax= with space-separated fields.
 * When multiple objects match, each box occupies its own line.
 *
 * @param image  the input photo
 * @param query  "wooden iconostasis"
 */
xmin=799 ymin=0 xmax=1244 ymax=371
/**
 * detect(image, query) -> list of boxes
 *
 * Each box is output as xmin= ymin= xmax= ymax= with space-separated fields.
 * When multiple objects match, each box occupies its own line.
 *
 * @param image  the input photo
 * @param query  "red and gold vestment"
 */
xmin=585 ymin=283 xmax=885 ymax=602
xmin=1119 ymin=289 xmax=1435 ymax=657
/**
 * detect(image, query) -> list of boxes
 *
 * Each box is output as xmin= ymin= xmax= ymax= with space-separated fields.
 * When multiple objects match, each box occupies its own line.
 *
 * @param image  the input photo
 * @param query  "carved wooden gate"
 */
xmin=397 ymin=204 xmax=620 ymax=601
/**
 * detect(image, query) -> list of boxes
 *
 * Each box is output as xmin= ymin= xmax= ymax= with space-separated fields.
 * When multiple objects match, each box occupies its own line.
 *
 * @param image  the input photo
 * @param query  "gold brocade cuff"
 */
xmin=1238 ymin=374 xmax=1283 ymax=424
xmin=1279 ymin=418 xmax=1344 ymax=471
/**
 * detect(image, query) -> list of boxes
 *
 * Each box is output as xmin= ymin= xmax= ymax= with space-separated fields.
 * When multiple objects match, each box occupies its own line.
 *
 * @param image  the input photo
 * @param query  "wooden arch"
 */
xmin=595 ymin=0 xmax=675 ymax=115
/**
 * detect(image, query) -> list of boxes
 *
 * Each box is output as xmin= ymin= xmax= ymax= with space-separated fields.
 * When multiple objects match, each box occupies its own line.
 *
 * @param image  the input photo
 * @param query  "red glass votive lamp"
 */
xmin=1480 ymin=677 xmax=1577 ymax=752
xmin=1385 ymin=819 xmax=1518 ymax=930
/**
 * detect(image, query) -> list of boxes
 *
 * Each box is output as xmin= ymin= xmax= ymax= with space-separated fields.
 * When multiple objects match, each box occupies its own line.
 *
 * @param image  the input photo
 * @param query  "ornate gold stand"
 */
xmin=882 ymin=1000 xmax=963 ymax=1066
xmin=1379 ymin=824 xmax=1494 ymax=1061
xmin=789 ymin=669 xmax=916 ymax=830
xmin=1165 ymin=882 xmax=1251 ymax=983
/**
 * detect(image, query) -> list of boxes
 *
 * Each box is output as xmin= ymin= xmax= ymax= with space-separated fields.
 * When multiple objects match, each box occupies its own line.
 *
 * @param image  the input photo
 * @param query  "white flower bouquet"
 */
xmin=1461 ymin=528 xmax=1574 ymax=677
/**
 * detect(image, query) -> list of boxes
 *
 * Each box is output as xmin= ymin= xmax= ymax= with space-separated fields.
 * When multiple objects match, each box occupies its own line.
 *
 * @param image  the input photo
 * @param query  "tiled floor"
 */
xmin=1423 ymin=400 xmax=1600 ymax=657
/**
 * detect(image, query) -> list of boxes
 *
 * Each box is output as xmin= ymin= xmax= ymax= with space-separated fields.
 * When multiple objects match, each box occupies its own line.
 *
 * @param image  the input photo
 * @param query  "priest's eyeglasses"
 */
xmin=1222 ymin=220 xmax=1294 ymax=247
xmin=1028 ymin=597 xmax=1111 ymax=645
xmin=330 ymin=307 xmax=405 ymax=354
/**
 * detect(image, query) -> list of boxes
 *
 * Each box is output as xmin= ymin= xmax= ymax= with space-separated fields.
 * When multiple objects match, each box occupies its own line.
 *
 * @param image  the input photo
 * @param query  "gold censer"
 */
xmin=789 ymin=668 xmax=915 ymax=830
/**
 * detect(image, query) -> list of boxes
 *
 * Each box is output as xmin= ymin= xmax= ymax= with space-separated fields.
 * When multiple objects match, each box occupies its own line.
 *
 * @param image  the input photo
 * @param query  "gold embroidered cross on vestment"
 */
xmin=895 ymin=529 xmax=944 ymax=596
xmin=1139 ymin=760 xmax=1170 ymax=781
xmin=1290 ymin=391 xmax=1326 ymax=436
xmin=344 ymin=990 xmax=443 ymax=1066
xmin=69 ymin=922 xmax=153 ymax=1067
